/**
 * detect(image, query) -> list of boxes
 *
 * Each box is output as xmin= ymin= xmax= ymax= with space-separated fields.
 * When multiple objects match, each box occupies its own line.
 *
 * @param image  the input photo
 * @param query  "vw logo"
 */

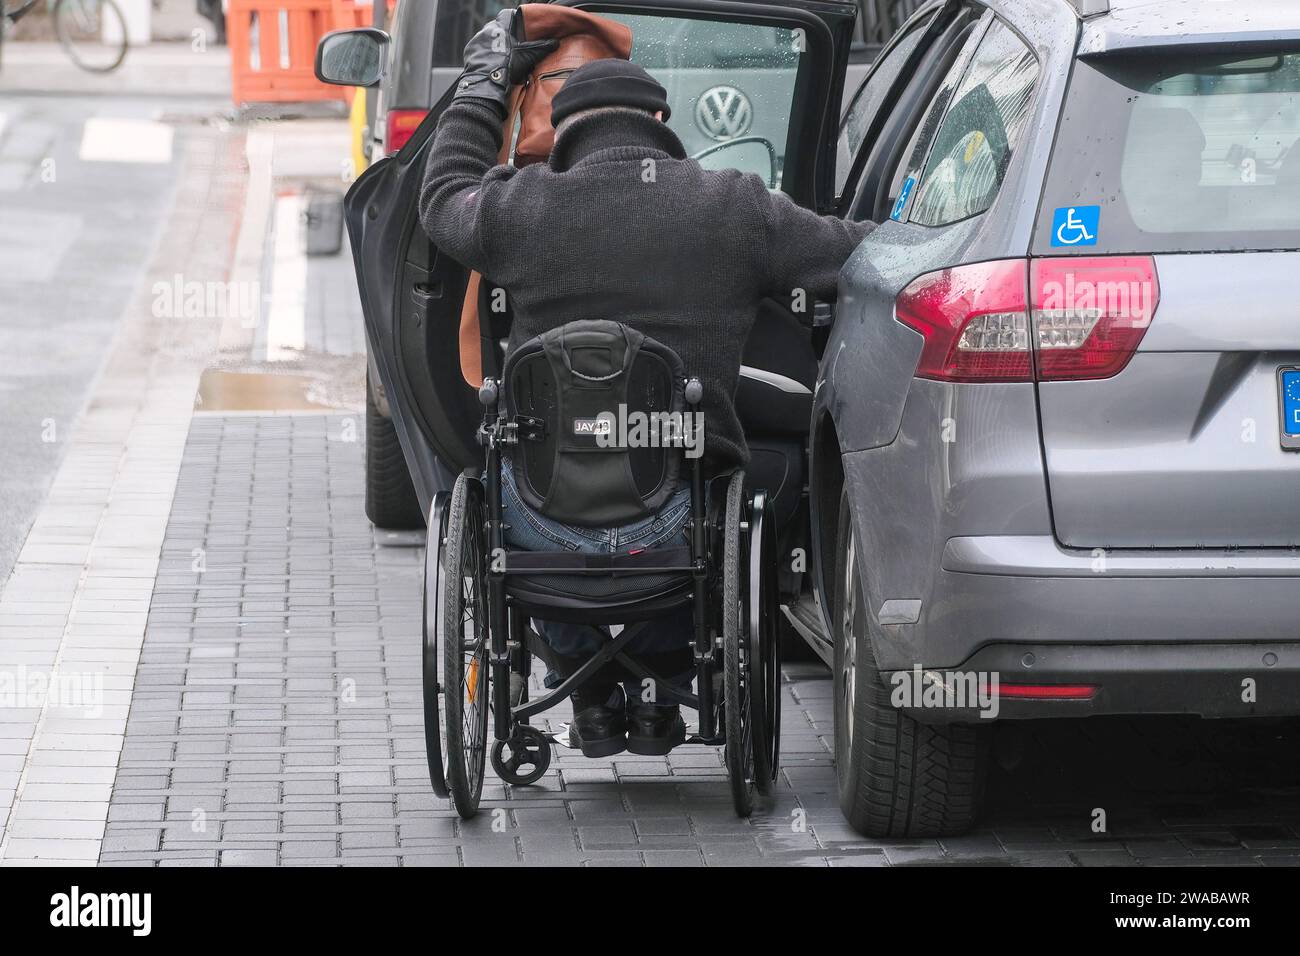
xmin=694 ymin=85 xmax=753 ymax=141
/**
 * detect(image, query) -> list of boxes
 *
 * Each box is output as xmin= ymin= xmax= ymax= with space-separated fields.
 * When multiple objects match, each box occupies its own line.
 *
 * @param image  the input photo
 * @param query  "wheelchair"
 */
xmin=420 ymin=320 xmax=781 ymax=818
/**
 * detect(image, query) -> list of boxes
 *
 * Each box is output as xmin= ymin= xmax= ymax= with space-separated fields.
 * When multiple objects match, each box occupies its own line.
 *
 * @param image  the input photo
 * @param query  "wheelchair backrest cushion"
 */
xmin=504 ymin=320 xmax=687 ymax=528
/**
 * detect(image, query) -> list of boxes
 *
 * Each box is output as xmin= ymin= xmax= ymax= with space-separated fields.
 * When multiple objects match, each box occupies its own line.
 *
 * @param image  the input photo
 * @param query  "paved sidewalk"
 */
xmin=101 ymin=415 xmax=842 ymax=866
xmin=96 ymin=414 xmax=1300 ymax=866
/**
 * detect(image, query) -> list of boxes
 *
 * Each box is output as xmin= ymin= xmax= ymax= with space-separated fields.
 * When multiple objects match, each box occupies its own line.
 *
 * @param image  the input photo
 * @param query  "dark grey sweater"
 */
xmin=419 ymin=99 xmax=873 ymax=470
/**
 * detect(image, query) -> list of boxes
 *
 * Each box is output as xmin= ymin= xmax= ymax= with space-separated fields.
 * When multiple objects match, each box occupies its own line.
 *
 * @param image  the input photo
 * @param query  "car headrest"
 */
xmin=1122 ymin=107 xmax=1207 ymax=225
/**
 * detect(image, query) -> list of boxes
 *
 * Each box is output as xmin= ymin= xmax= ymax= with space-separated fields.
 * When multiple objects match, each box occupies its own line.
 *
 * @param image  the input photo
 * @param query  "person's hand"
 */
xmin=455 ymin=9 xmax=559 ymax=114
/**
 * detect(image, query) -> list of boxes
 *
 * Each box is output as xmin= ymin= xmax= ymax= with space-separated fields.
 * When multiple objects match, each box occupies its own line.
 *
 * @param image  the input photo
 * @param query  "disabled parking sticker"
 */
xmin=1051 ymin=205 xmax=1100 ymax=247
xmin=890 ymin=176 xmax=916 ymax=222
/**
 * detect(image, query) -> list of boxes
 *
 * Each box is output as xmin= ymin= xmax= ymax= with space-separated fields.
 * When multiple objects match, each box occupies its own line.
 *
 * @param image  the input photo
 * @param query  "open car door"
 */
xmin=342 ymin=0 xmax=859 ymax=514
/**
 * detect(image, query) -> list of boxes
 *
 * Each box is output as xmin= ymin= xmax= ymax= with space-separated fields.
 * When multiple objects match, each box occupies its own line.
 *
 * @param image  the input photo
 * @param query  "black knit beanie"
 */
xmin=550 ymin=59 xmax=672 ymax=127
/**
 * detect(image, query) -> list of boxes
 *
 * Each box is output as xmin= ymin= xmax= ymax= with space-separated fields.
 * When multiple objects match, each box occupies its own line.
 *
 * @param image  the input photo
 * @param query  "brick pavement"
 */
xmin=98 ymin=414 xmax=1300 ymax=866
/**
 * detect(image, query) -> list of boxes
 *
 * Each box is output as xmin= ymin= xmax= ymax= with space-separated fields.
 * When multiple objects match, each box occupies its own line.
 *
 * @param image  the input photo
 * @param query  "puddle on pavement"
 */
xmin=196 ymin=369 xmax=335 ymax=412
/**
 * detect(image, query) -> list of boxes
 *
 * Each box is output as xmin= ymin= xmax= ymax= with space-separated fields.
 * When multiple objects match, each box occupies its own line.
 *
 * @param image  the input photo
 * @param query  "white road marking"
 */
xmin=265 ymin=192 xmax=307 ymax=361
xmin=218 ymin=127 xmax=274 ymax=350
xmin=78 ymin=117 xmax=173 ymax=164
xmin=218 ymin=127 xmax=274 ymax=348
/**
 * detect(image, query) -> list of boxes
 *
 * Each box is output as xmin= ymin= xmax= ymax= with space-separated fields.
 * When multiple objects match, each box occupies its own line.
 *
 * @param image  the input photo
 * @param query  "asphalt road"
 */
xmin=0 ymin=94 xmax=186 ymax=584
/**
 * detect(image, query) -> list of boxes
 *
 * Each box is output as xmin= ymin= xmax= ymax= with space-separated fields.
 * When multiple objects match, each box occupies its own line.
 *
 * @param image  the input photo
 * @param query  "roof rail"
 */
xmin=1065 ymin=0 xmax=1110 ymax=17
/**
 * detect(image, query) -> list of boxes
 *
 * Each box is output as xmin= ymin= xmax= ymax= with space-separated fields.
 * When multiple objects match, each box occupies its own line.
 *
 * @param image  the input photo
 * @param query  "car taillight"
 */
xmin=895 ymin=256 xmax=1159 ymax=383
xmin=1031 ymin=256 xmax=1159 ymax=381
xmin=895 ymin=259 xmax=1032 ymax=382
xmin=385 ymin=109 xmax=428 ymax=155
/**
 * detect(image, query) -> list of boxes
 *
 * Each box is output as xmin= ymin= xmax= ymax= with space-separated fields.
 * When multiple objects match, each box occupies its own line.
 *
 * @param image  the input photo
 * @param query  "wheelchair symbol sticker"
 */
xmin=891 ymin=176 xmax=916 ymax=222
xmin=1051 ymin=205 xmax=1100 ymax=247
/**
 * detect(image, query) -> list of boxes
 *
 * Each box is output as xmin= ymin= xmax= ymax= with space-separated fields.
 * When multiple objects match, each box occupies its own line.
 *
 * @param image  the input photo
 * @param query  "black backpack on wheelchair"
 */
xmin=422 ymin=320 xmax=781 ymax=818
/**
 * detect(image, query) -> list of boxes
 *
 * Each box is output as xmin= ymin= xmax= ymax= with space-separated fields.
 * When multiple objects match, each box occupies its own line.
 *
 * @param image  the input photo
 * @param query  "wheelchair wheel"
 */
xmin=421 ymin=492 xmax=451 ymax=799
xmin=491 ymin=726 xmax=551 ymax=786
xmin=441 ymin=473 xmax=490 ymax=818
xmin=722 ymin=471 xmax=777 ymax=816
xmin=748 ymin=489 xmax=782 ymax=791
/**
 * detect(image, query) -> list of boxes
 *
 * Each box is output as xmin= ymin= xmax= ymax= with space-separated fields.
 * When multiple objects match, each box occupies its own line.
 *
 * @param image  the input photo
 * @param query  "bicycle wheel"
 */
xmin=55 ymin=0 xmax=128 ymax=73
xmin=3 ymin=0 xmax=40 ymax=23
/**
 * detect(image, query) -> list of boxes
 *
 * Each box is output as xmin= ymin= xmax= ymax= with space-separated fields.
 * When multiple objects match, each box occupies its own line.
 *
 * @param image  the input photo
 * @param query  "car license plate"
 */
xmin=1280 ymin=367 xmax=1300 ymax=451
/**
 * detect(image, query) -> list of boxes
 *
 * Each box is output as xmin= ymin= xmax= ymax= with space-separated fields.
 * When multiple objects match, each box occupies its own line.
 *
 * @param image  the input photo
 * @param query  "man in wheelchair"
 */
xmin=420 ymin=11 xmax=872 ymax=783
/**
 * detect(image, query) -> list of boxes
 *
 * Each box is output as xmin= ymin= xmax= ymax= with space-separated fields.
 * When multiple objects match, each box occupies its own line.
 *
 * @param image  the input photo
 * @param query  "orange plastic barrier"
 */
xmin=228 ymin=0 xmax=372 ymax=105
xmin=330 ymin=0 xmax=369 ymax=31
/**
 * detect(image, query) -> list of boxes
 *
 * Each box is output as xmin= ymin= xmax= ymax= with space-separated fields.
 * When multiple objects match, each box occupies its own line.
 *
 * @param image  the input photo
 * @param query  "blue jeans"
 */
xmin=499 ymin=462 xmax=695 ymax=691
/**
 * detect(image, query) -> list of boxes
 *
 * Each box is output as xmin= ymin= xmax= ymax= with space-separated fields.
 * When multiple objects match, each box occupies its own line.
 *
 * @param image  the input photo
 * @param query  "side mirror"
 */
xmin=315 ymin=28 xmax=389 ymax=88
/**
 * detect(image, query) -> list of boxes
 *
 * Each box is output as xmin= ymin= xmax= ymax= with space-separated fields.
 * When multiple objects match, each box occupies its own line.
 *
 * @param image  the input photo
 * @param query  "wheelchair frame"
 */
xmin=421 ymin=370 xmax=782 ymax=820
xmin=483 ymin=370 xmax=715 ymax=725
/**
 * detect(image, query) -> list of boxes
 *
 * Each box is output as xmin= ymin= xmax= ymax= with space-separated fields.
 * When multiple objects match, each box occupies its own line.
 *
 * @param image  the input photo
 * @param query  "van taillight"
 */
xmin=895 ymin=257 xmax=1159 ymax=383
xmin=386 ymin=109 xmax=428 ymax=155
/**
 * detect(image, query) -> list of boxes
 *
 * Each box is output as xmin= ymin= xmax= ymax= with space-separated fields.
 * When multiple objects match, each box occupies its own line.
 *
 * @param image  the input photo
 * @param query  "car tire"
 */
xmin=831 ymin=487 xmax=989 ymax=837
xmin=365 ymin=370 xmax=425 ymax=530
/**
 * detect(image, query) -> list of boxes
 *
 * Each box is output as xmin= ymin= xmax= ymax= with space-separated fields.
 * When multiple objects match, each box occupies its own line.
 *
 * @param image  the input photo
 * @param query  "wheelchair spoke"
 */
xmin=738 ymin=649 xmax=754 ymax=778
xmin=458 ymin=591 xmax=487 ymax=789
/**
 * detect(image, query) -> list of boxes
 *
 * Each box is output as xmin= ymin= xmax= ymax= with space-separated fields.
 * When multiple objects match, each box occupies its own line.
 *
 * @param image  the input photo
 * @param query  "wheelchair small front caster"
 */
xmin=490 ymin=726 xmax=552 ymax=786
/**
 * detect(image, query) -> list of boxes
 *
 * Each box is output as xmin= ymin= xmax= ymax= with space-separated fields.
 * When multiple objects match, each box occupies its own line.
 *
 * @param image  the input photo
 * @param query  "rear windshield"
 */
xmin=1036 ymin=49 xmax=1300 ymax=254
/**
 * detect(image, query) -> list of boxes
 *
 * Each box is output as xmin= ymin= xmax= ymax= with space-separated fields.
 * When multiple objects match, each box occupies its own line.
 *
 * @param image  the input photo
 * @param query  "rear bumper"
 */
xmin=900 ymin=535 xmax=1300 ymax=661
xmin=886 ymin=641 xmax=1300 ymax=723
xmin=871 ymin=535 xmax=1300 ymax=720
xmin=942 ymin=534 xmax=1300 ymax=578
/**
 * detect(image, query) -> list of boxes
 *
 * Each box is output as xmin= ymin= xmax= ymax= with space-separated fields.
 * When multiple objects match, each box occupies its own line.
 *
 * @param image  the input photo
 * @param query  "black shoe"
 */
xmin=626 ymin=701 xmax=687 ymax=755
xmin=569 ymin=685 xmax=627 ymax=758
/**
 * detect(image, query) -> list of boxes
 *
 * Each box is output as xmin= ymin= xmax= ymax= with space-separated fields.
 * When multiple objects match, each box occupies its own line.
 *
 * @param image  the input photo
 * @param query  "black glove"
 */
xmin=455 ymin=9 xmax=559 ymax=115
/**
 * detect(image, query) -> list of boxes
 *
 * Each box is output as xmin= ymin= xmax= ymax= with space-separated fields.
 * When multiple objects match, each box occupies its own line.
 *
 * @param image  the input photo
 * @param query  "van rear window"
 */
xmin=1036 ymin=50 xmax=1300 ymax=254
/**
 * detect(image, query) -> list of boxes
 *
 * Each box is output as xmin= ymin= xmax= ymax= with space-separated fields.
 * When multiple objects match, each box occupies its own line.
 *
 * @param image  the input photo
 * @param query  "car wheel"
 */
xmin=831 ymin=487 xmax=989 ymax=837
xmin=365 ymin=369 xmax=425 ymax=530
